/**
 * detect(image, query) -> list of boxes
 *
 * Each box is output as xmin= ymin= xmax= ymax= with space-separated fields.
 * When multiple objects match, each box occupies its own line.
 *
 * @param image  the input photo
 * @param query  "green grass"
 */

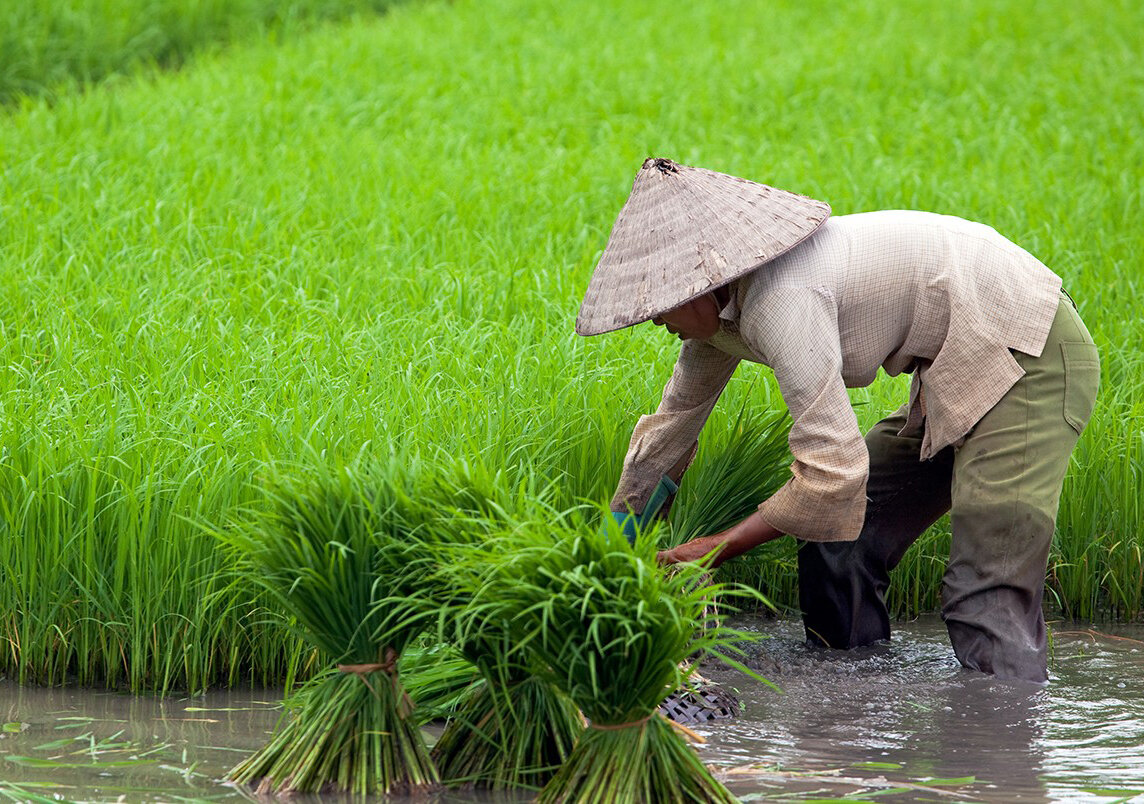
xmin=0 ymin=0 xmax=1142 ymax=692
xmin=0 ymin=0 xmax=403 ymax=105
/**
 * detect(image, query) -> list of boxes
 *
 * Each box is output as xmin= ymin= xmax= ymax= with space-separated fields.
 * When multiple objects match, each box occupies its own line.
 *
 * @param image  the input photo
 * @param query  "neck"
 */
xmin=712 ymin=285 xmax=732 ymax=309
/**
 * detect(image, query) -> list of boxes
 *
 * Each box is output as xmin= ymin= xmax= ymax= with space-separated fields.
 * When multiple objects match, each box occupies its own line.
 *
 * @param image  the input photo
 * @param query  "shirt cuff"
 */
xmin=756 ymin=476 xmax=866 ymax=542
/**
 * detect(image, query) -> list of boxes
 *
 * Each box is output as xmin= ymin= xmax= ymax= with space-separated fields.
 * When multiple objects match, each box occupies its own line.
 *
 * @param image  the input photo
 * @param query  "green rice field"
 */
xmin=0 ymin=0 xmax=401 ymax=104
xmin=1 ymin=0 xmax=1141 ymax=694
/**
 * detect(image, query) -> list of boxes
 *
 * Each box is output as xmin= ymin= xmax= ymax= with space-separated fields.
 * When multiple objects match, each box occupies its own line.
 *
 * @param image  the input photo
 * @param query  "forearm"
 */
xmin=612 ymin=340 xmax=740 ymax=513
xmin=658 ymin=511 xmax=784 ymax=567
xmin=709 ymin=511 xmax=784 ymax=563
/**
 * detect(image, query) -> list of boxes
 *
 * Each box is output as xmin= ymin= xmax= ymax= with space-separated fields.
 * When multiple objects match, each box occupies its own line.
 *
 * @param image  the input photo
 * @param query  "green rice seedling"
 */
xmin=429 ymin=664 xmax=584 ymax=790
xmin=429 ymin=582 xmax=585 ymax=791
xmin=2 ymin=0 xmax=1143 ymax=699
xmin=224 ymin=462 xmax=439 ymax=796
xmin=401 ymin=642 xmax=482 ymax=722
xmin=652 ymin=404 xmax=792 ymax=613
xmin=472 ymin=517 xmax=764 ymax=804
xmin=415 ymin=467 xmax=586 ymax=790
xmin=666 ymin=405 xmax=792 ymax=549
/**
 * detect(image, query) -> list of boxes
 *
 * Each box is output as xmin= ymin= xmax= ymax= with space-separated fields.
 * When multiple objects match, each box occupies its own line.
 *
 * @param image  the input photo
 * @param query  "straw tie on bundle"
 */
xmin=336 ymin=644 xmax=397 ymax=676
xmin=337 ymin=647 xmax=415 ymax=715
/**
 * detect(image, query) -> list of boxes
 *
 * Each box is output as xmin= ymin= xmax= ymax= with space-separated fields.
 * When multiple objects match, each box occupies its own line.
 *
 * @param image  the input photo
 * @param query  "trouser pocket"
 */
xmin=1061 ymin=341 xmax=1100 ymax=435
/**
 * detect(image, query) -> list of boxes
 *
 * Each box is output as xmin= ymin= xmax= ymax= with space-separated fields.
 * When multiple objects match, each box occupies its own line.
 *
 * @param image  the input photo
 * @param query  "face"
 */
xmin=651 ymin=294 xmax=721 ymax=341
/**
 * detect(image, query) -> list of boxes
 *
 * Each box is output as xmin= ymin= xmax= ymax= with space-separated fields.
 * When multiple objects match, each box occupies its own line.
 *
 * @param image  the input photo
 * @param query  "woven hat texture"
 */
xmin=576 ymin=158 xmax=831 ymax=336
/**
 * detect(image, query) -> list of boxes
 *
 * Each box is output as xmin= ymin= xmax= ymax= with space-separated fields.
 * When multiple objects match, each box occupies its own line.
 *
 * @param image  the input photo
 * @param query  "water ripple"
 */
xmin=700 ymin=614 xmax=1144 ymax=801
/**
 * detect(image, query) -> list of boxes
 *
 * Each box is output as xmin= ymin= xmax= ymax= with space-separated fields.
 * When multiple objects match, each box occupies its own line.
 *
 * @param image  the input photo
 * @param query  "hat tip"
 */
xmin=642 ymin=157 xmax=679 ymax=175
xmin=575 ymin=311 xmax=623 ymax=337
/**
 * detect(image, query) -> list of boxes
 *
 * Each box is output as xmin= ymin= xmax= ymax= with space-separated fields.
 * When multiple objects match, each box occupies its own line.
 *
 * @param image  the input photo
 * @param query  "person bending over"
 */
xmin=576 ymin=158 xmax=1099 ymax=683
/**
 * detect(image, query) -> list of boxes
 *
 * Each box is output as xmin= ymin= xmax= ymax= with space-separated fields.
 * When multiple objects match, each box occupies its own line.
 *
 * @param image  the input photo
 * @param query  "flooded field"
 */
xmin=1 ymin=615 xmax=1142 ymax=802
xmin=701 ymin=616 xmax=1144 ymax=802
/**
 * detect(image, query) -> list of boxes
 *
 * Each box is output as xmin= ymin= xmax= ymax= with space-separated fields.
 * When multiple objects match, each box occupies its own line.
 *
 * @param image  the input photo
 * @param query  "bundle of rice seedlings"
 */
xmin=225 ymin=464 xmax=439 ymax=796
xmin=428 ymin=638 xmax=584 ymax=790
xmin=418 ymin=467 xmax=585 ymax=790
xmin=475 ymin=518 xmax=764 ymax=804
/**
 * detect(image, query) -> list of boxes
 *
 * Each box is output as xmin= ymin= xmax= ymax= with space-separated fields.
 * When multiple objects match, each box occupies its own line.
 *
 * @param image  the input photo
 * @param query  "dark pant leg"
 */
xmin=800 ymin=405 xmax=954 ymax=648
xmin=943 ymin=298 xmax=1099 ymax=682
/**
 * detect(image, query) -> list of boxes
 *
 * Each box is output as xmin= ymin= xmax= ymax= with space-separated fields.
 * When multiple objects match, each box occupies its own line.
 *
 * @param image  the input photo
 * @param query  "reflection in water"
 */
xmin=1 ymin=615 xmax=1142 ymax=801
xmin=1040 ymin=627 xmax=1144 ymax=801
xmin=0 ymin=683 xmax=281 ymax=800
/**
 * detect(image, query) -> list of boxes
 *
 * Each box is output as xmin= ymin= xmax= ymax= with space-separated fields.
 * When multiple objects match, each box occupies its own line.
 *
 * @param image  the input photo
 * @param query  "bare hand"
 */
xmin=657 ymin=512 xmax=784 ymax=569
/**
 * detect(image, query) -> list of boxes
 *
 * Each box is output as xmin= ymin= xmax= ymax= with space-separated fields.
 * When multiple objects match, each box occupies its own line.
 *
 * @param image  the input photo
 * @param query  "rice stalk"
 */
xmin=231 ymin=664 xmax=433 ymax=796
xmin=416 ymin=466 xmax=586 ymax=789
xmin=666 ymin=404 xmax=791 ymax=548
xmin=540 ymin=714 xmax=731 ymax=804
xmin=430 ymin=673 xmax=583 ymax=790
xmin=401 ymin=642 xmax=481 ymax=722
xmin=224 ymin=460 xmax=440 ymax=796
xmin=472 ymin=517 xmax=765 ymax=803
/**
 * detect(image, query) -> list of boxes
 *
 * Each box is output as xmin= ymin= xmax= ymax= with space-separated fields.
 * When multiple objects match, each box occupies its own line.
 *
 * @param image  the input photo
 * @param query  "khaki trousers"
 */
xmin=797 ymin=295 xmax=1099 ymax=682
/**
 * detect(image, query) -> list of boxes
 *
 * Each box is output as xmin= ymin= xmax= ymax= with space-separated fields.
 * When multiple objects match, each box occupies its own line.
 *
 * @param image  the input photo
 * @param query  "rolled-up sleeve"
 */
xmin=611 ymin=339 xmax=740 ymax=514
xmin=741 ymin=287 xmax=868 ymax=542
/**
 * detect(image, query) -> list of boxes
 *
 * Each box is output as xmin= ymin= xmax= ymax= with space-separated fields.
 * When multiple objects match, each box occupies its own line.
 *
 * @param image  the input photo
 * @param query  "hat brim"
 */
xmin=575 ymin=158 xmax=831 ymax=336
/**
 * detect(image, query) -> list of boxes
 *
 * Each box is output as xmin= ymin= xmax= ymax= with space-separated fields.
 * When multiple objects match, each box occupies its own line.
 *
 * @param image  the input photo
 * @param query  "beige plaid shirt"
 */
xmin=611 ymin=210 xmax=1063 ymax=542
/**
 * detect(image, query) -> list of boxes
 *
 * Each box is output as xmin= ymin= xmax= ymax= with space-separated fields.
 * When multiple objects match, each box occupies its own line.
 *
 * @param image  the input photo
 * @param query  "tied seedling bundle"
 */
xmin=423 ymin=469 xmax=585 ymax=790
xmin=479 ymin=519 xmax=763 ymax=804
xmin=226 ymin=464 xmax=439 ymax=796
xmin=429 ymin=630 xmax=584 ymax=790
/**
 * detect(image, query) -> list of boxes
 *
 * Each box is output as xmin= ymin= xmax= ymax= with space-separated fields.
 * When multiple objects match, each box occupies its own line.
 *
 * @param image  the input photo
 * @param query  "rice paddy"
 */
xmin=0 ymin=0 xmax=402 ymax=104
xmin=1 ymin=0 xmax=1143 ymax=797
xmin=4 ymin=620 xmax=1144 ymax=801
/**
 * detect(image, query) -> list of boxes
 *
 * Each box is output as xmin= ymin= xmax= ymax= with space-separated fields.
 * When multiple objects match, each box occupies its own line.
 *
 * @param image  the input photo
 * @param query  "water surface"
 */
xmin=1 ymin=615 xmax=1142 ymax=802
xmin=701 ymin=615 xmax=1144 ymax=802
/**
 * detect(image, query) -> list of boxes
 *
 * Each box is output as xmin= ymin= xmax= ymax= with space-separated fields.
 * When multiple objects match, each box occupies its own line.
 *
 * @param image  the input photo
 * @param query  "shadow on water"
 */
xmin=1 ymin=615 xmax=1142 ymax=801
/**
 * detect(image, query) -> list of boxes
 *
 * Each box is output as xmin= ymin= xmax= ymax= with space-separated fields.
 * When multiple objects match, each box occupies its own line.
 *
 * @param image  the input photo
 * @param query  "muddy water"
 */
xmin=700 ymin=615 xmax=1144 ymax=802
xmin=1 ymin=615 xmax=1142 ymax=802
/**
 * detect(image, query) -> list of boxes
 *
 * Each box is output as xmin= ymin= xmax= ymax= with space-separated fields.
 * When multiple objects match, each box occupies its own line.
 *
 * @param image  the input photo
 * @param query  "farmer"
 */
xmin=578 ymin=158 xmax=1099 ymax=683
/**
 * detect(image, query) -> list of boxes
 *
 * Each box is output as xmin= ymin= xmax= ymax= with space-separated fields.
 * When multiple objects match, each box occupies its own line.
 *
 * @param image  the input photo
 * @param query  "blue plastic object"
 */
xmin=610 ymin=474 xmax=679 ymax=545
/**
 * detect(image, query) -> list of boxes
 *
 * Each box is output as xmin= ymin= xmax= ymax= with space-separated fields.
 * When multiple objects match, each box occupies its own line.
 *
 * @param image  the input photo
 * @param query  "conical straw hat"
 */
xmin=576 ymin=158 xmax=831 ymax=336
